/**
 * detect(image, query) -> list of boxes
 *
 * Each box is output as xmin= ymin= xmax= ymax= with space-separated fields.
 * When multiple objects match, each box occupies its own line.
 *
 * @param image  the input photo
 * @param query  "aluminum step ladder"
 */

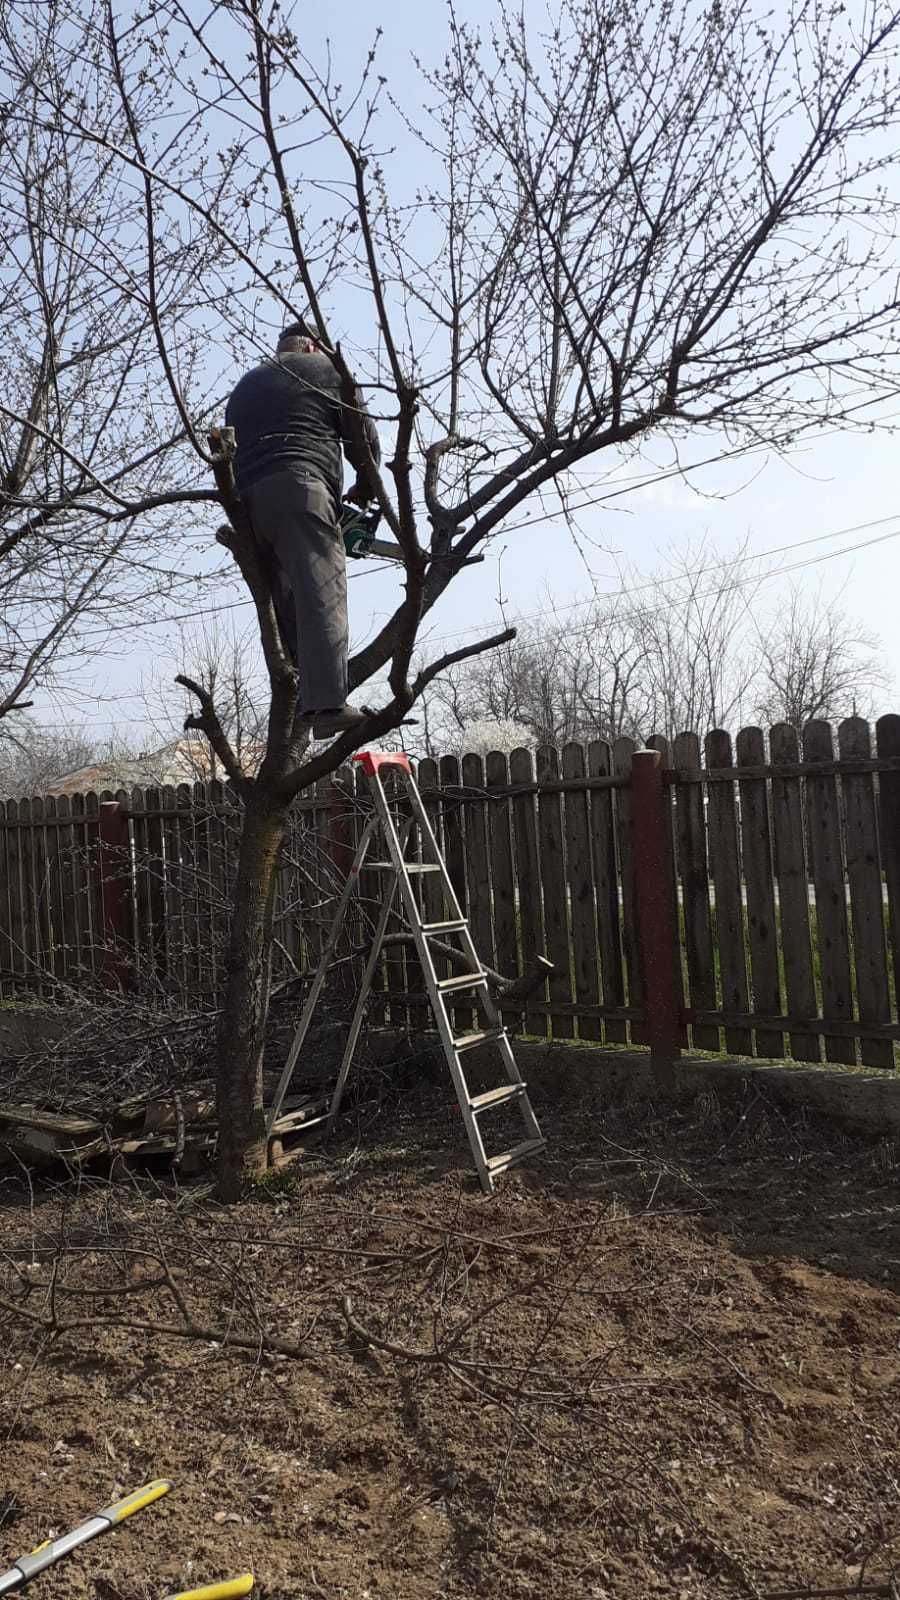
xmin=266 ymin=751 xmax=545 ymax=1193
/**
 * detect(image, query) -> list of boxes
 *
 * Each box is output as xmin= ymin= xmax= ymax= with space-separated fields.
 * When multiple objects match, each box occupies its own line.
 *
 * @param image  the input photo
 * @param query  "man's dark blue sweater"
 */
xmin=225 ymin=351 xmax=380 ymax=499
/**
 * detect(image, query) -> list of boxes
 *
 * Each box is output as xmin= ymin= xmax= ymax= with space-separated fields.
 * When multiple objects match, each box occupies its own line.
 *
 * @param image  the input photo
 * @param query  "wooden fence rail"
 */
xmin=2 ymin=716 xmax=899 ymax=1072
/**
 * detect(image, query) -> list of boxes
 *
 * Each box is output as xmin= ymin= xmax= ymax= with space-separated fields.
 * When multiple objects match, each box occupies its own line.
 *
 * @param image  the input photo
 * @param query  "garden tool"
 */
xmin=165 ymin=1577 xmax=254 ymax=1600
xmin=0 ymin=1480 xmax=172 ymax=1594
xmin=340 ymin=500 xmax=402 ymax=562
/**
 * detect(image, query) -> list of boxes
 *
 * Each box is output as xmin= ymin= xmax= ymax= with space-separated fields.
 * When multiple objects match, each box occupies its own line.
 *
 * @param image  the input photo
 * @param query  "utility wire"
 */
xmin=17 ymin=515 xmax=900 ymax=727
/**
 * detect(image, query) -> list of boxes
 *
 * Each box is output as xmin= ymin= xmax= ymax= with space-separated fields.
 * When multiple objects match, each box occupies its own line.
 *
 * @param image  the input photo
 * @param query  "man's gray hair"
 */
xmin=277 ymin=321 xmax=317 ymax=354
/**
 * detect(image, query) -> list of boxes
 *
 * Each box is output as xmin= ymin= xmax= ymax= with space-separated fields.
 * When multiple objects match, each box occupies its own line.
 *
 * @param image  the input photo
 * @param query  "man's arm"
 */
xmin=339 ymin=386 xmax=380 ymax=503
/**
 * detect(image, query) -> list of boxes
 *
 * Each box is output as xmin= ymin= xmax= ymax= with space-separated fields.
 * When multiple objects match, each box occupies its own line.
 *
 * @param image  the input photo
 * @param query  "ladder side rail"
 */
xmin=266 ymin=814 xmax=378 ymax=1133
xmin=399 ymin=768 xmax=544 ymax=1177
xmin=325 ymin=834 xmax=409 ymax=1132
xmin=371 ymin=770 xmax=494 ymax=1190
xmin=401 ymin=770 xmax=467 ymax=923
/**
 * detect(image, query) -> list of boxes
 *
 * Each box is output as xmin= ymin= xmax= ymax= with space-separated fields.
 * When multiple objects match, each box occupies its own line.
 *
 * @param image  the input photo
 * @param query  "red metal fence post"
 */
xmin=630 ymin=749 xmax=681 ymax=1087
xmin=99 ymin=800 xmax=134 ymax=988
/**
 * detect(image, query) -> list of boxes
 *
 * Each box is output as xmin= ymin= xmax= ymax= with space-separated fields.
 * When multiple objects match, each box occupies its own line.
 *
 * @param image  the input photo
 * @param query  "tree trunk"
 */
xmin=215 ymin=791 xmax=287 ymax=1200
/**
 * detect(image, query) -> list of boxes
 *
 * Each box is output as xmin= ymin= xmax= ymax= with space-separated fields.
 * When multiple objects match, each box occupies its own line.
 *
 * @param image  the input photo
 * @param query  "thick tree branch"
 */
xmin=412 ymin=628 xmax=518 ymax=697
xmin=175 ymin=673 xmax=248 ymax=793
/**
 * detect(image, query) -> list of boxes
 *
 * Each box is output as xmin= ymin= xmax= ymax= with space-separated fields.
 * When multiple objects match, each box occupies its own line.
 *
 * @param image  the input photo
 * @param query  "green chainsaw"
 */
xmin=340 ymin=501 xmax=403 ymax=562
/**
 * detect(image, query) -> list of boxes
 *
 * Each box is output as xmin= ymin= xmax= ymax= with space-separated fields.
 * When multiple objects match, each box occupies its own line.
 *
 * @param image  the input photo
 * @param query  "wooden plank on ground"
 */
xmin=769 ymin=723 xmax=819 ymax=1062
xmin=510 ymin=746 xmax=546 ymax=1038
xmin=803 ymin=720 xmax=855 ymax=1064
xmin=704 ymin=730 xmax=751 ymax=1055
xmin=876 ymin=715 xmax=900 ymax=1048
xmin=838 ymin=717 xmax=893 ymax=1068
xmin=537 ymin=744 xmax=574 ymax=1039
xmin=735 ymin=726 xmax=783 ymax=1059
xmin=562 ymin=742 xmax=600 ymax=1042
xmin=613 ymin=737 xmax=644 ymax=1045
xmin=673 ymin=731 xmax=719 ymax=1052
xmin=589 ymin=739 xmax=626 ymax=1045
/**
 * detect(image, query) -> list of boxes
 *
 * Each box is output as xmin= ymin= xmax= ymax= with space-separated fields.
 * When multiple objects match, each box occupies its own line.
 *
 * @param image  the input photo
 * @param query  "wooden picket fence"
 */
xmin=2 ymin=716 xmax=900 ymax=1072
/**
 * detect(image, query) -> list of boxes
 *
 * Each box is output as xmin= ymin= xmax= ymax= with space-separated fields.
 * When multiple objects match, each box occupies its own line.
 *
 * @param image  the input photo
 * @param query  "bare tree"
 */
xmin=427 ymin=546 xmax=892 ymax=749
xmin=634 ymin=541 xmax=756 ymax=739
xmin=0 ymin=719 xmax=138 ymax=799
xmin=0 ymin=0 xmax=222 ymax=728
xmin=8 ymin=0 xmax=900 ymax=1194
xmin=753 ymin=584 xmax=891 ymax=730
xmin=430 ymin=540 xmax=757 ymax=746
xmin=427 ymin=606 xmax=650 ymax=747
xmin=142 ymin=618 xmax=268 ymax=782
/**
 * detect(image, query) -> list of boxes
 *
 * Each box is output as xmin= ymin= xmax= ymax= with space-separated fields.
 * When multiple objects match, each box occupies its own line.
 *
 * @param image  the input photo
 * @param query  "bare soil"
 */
xmin=1 ymin=1078 xmax=899 ymax=1600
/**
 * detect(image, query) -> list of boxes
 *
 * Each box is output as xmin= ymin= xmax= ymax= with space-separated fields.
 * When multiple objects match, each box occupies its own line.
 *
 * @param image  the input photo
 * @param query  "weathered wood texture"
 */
xmin=1 ymin=719 xmax=897 ymax=1071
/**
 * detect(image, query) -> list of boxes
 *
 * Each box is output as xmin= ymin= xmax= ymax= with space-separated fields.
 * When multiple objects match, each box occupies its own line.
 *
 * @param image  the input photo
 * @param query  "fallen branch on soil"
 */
xmin=679 ymin=1318 xmax=788 ymax=1408
xmin=761 ymin=1587 xmax=898 ymax=1598
xmin=0 ymin=1288 xmax=317 ymax=1359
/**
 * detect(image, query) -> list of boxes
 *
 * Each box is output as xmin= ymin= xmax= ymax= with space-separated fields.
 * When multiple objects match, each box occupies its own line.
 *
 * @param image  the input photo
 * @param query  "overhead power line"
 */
xmin=15 ymin=512 xmax=900 ymax=728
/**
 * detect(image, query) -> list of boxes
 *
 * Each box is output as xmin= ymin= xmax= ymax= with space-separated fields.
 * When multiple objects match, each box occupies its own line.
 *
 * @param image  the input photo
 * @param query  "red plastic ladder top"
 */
xmin=353 ymin=750 xmax=411 ymax=776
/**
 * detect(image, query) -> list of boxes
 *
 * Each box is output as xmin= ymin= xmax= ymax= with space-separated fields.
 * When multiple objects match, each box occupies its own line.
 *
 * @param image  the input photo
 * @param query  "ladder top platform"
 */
xmin=353 ymin=750 xmax=411 ymax=775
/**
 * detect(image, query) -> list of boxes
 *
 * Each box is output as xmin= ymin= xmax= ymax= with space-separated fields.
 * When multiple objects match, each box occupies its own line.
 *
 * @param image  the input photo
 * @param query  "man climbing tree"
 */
xmin=6 ymin=0 xmax=900 ymax=1196
xmin=225 ymin=324 xmax=380 ymax=739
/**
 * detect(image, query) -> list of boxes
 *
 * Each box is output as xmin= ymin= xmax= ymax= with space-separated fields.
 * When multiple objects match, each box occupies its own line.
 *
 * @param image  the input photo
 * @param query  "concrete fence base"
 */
xmin=500 ymin=1039 xmax=900 ymax=1140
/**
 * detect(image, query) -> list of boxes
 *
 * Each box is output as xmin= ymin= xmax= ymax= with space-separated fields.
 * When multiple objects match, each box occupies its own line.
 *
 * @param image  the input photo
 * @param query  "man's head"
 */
xmin=277 ymin=321 xmax=318 ymax=356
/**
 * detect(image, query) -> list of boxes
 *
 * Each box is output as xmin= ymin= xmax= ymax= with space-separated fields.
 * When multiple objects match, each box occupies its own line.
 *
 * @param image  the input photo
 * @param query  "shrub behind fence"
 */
xmin=2 ymin=716 xmax=899 ymax=1070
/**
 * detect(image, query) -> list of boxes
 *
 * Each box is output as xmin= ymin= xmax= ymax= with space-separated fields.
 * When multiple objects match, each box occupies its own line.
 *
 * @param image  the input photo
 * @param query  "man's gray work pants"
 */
xmin=243 ymin=468 xmax=348 ymax=713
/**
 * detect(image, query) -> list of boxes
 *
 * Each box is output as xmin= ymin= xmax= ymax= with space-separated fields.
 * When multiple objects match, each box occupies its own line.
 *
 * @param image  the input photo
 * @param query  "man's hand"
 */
xmin=344 ymin=479 xmax=371 ymax=506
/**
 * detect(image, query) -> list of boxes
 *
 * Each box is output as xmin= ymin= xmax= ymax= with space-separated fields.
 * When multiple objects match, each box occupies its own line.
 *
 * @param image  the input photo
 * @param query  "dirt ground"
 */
xmin=1 ymin=1076 xmax=899 ymax=1600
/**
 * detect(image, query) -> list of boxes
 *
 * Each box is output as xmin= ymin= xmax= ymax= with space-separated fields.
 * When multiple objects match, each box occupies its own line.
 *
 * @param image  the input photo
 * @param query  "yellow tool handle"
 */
xmin=166 ymin=1577 xmax=254 ymax=1600
xmin=103 ymin=1480 xmax=173 ymax=1525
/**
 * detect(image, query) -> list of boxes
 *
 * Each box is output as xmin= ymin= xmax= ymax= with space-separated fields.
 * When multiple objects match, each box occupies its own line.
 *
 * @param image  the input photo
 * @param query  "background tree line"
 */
xmin=420 ymin=540 xmax=891 ymax=755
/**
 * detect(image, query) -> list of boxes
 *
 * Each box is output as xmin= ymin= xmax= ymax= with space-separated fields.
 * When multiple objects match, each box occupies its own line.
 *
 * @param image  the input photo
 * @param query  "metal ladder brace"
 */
xmin=266 ymin=751 xmax=545 ymax=1193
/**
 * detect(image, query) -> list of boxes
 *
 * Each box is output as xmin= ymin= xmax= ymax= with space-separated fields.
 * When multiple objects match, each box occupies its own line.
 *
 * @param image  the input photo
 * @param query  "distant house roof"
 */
xmin=40 ymin=737 xmax=260 ymax=796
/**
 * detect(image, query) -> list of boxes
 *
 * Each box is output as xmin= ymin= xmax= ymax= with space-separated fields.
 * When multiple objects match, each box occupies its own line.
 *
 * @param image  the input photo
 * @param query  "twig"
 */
xmin=761 ymin=1589 xmax=895 ymax=1599
xmin=0 ymin=1290 xmax=317 ymax=1361
xmin=175 ymin=674 xmax=247 ymax=792
xmin=411 ymin=627 xmax=517 ymax=695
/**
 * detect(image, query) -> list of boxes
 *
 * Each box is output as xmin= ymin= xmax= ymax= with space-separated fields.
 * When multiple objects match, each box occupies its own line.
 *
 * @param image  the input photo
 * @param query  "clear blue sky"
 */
xmin=29 ymin=0 xmax=900 ymax=739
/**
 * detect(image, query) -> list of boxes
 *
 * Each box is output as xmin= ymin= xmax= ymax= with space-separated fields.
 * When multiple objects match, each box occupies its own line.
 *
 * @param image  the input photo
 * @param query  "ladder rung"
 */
xmin=469 ymin=1083 xmax=526 ymax=1112
xmin=368 ymin=862 xmax=441 ymax=873
xmin=421 ymin=919 xmax=467 ymax=934
xmin=486 ymin=1138 xmax=546 ymax=1176
xmin=437 ymin=972 xmax=488 ymax=993
xmin=453 ymin=1027 xmax=505 ymax=1053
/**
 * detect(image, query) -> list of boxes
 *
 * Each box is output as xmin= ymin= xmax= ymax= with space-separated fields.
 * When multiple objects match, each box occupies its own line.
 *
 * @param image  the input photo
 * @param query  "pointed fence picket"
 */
xmin=0 ymin=718 xmax=898 ymax=1073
